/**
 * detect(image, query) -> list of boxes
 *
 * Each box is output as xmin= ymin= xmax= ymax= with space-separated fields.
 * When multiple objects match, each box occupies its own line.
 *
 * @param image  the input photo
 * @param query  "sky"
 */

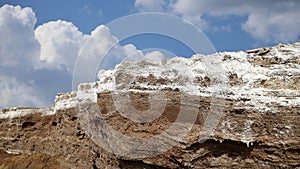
xmin=0 ymin=0 xmax=300 ymax=108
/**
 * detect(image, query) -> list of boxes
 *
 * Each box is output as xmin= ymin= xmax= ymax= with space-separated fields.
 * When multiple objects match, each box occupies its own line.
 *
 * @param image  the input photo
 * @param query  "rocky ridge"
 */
xmin=0 ymin=42 xmax=299 ymax=168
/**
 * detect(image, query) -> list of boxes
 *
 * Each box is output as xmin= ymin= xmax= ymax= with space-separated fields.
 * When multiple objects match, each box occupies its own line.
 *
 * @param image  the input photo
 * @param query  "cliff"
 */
xmin=0 ymin=42 xmax=299 ymax=169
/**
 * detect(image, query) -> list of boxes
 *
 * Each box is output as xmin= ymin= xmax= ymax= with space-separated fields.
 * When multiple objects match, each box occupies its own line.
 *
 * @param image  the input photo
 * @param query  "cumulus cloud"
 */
xmin=135 ymin=0 xmax=300 ymax=42
xmin=242 ymin=10 xmax=300 ymax=42
xmin=0 ymin=75 xmax=46 ymax=108
xmin=35 ymin=20 xmax=88 ymax=72
xmin=144 ymin=51 xmax=164 ymax=61
xmin=72 ymin=25 xmax=120 ymax=86
xmin=0 ymin=5 xmax=47 ymax=107
xmin=0 ymin=4 xmax=40 ymax=67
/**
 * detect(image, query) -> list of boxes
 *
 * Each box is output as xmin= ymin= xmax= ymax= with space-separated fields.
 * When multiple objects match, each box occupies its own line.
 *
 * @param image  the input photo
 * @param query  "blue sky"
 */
xmin=0 ymin=0 xmax=300 ymax=108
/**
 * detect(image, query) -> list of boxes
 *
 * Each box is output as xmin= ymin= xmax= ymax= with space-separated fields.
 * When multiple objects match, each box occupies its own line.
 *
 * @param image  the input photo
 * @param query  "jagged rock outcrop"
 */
xmin=0 ymin=42 xmax=299 ymax=169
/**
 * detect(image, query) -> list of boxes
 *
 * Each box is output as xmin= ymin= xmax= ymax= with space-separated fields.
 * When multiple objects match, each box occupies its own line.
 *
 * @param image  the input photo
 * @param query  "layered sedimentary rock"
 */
xmin=0 ymin=42 xmax=299 ymax=168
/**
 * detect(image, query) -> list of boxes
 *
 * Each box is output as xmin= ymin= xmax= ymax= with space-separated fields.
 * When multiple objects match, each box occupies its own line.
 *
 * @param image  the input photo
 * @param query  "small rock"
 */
xmin=245 ymin=159 xmax=254 ymax=163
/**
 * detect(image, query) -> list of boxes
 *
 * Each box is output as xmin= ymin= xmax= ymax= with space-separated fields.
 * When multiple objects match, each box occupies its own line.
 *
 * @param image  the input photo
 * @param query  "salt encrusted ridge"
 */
xmin=76 ymin=41 xmax=299 ymax=112
xmin=0 ymin=107 xmax=54 ymax=119
xmin=1 ymin=42 xmax=299 ymax=118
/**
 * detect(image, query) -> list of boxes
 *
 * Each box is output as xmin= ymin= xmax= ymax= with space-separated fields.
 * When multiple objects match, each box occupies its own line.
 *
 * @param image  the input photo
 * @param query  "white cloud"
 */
xmin=0 ymin=4 xmax=40 ymax=67
xmin=171 ymin=0 xmax=202 ymax=15
xmin=0 ymin=5 xmax=50 ymax=108
xmin=135 ymin=0 xmax=300 ymax=42
xmin=72 ymin=25 xmax=121 ymax=85
xmin=0 ymin=75 xmax=46 ymax=108
xmin=35 ymin=20 xmax=88 ymax=72
xmin=242 ymin=10 xmax=300 ymax=42
xmin=118 ymin=44 xmax=144 ymax=62
xmin=81 ymin=4 xmax=103 ymax=16
xmin=135 ymin=0 xmax=167 ymax=12
xmin=144 ymin=51 xmax=164 ymax=61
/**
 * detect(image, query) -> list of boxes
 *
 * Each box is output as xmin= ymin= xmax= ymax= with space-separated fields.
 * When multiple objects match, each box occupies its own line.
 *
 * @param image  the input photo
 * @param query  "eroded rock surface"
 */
xmin=0 ymin=42 xmax=299 ymax=168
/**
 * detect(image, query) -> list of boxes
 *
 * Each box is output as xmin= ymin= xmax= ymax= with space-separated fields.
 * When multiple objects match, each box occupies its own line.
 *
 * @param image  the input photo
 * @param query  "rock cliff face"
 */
xmin=0 ymin=42 xmax=299 ymax=169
